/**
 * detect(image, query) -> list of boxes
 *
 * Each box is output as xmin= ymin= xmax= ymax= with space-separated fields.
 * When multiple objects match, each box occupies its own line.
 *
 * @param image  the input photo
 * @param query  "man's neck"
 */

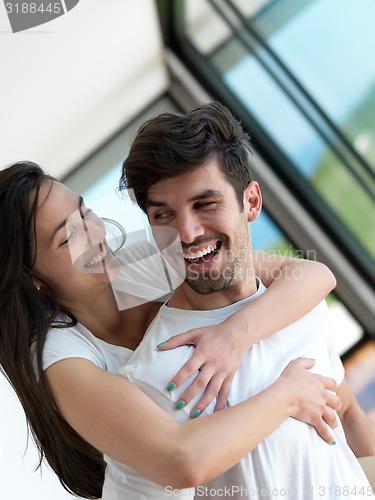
xmin=167 ymin=274 xmax=259 ymax=311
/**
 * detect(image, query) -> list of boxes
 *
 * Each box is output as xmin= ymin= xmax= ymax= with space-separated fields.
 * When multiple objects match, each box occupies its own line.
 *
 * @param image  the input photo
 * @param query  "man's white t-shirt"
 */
xmin=43 ymin=277 xmax=373 ymax=499
xmin=109 ymin=280 xmax=372 ymax=499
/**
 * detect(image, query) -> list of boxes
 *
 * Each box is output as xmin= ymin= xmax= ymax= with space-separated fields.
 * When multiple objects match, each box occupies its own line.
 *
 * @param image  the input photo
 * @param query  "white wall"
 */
xmin=0 ymin=0 xmax=168 ymax=178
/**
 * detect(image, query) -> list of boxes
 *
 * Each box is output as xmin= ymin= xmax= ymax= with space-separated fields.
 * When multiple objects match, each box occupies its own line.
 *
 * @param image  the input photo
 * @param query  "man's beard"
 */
xmin=183 ymin=218 xmax=250 ymax=295
xmin=185 ymin=253 xmax=242 ymax=295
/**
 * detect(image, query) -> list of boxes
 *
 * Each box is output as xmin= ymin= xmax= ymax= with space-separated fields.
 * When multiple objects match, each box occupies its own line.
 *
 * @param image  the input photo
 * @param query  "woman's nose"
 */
xmin=66 ymin=210 xmax=107 ymax=266
xmin=83 ymin=218 xmax=106 ymax=246
xmin=176 ymin=212 xmax=205 ymax=245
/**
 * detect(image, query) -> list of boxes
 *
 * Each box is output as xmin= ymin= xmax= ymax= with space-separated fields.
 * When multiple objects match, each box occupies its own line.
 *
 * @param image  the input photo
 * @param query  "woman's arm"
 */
xmin=45 ymin=357 xmax=339 ymax=489
xmin=252 ymin=251 xmax=336 ymax=335
xmin=158 ymin=253 xmax=336 ymax=414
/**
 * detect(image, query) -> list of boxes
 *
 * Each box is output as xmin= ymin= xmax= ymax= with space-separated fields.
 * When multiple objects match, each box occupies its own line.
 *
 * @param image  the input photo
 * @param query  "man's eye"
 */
xmin=195 ymin=201 xmax=217 ymax=209
xmin=154 ymin=212 xmax=172 ymax=220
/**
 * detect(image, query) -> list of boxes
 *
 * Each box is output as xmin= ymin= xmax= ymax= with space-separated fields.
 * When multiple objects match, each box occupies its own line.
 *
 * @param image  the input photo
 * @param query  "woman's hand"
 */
xmin=157 ymin=322 xmax=249 ymax=417
xmin=157 ymin=254 xmax=336 ymax=419
xmin=280 ymin=358 xmax=342 ymax=445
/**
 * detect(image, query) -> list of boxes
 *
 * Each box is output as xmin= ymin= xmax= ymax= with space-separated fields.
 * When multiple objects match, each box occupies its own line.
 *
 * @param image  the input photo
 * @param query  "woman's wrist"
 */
xmin=269 ymin=377 xmax=296 ymax=418
xmin=276 ymin=367 xmax=308 ymax=417
xmin=226 ymin=306 xmax=266 ymax=348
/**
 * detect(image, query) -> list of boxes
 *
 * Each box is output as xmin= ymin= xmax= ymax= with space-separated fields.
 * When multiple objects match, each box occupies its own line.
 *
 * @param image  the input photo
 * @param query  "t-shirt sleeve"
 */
xmin=43 ymin=327 xmax=107 ymax=372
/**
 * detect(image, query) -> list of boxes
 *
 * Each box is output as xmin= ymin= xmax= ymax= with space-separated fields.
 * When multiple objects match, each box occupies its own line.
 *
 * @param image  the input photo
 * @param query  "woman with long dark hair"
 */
xmin=0 ymin=161 xmax=339 ymax=499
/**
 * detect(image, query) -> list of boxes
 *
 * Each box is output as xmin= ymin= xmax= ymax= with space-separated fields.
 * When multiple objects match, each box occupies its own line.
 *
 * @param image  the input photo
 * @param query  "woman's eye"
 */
xmin=60 ymin=232 xmax=74 ymax=246
xmin=81 ymin=208 xmax=92 ymax=219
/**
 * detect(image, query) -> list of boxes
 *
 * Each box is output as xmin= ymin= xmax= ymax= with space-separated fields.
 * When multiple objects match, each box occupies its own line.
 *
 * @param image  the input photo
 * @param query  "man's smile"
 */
xmin=183 ymin=241 xmax=219 ymax=262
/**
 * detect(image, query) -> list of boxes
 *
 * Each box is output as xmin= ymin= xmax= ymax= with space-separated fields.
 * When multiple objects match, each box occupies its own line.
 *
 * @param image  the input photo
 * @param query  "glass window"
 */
xmin=344 ymin=341 xmax=375 ymax=421
xmin=251 ymin=0 xmax=375 ymax=171
xmin=220 ymin=51 xmax=375 ymax=260
xmin=82 ymin=162 xmax=149 ymax=245
xmin=252 ymin=209 xmax=363 ymax=355
xmin=177 ymin=0 xmax=375 ymax=287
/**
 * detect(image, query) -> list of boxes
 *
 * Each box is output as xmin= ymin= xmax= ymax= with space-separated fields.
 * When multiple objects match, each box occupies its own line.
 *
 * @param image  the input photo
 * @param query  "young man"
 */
xmin=115 ymin=102 xmax=375 ymax=498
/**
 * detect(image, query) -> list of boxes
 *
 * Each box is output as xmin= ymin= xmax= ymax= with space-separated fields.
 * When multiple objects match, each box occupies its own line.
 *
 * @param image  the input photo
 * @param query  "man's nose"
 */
xmin=175 ymin=211 xmax=204 ymax=245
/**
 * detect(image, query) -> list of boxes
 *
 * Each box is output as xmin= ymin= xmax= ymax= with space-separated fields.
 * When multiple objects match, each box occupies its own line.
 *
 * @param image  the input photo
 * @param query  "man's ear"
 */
xmin=243 ymin=181 xmax=262 ymax=222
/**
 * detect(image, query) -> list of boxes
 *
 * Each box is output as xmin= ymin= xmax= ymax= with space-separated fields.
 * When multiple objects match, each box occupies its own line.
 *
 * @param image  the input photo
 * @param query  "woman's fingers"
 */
xmin=325 ymin=391 xmax=342 ymax=412
xmin=321 ymin=374 xmax=339 ymax=393
xmin=214 ymin=378 xmax=232 ymax=412
xmin=164 ymin=353 xmax=205 ymax=394
xmin=157 ymin=330 xmax=198 ymax=351
xmin=312 ymin=418 xmax=336 ymax=445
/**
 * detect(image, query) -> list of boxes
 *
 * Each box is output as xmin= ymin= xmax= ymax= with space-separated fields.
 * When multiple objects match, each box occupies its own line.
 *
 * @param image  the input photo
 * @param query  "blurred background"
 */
xmin=0 ymin=1 xmax=374 ymax=498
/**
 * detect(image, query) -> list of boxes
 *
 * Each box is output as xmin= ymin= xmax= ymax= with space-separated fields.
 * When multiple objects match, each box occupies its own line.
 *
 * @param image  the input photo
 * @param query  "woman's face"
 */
xmin=32 ymin=180 xmax=118 ymax=305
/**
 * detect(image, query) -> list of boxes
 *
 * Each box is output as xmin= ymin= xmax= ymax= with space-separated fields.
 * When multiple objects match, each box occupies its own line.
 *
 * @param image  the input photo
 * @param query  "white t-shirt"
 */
xmin=43 ymin=320 xmax=133 ymax=373
xmin=42 ymin=242 xmax=183 ymax=500
xmin=107 ymin=280 xmax=373 ymax=500
xmin=42 ymin=275 xmax=373 ymax=500
xmin=43 ymin=324 xmax=192 ymax=500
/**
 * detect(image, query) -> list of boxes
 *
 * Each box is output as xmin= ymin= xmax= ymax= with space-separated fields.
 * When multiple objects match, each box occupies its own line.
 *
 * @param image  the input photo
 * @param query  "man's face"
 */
xmin=146 ymin=158 xmax=261 ymax=295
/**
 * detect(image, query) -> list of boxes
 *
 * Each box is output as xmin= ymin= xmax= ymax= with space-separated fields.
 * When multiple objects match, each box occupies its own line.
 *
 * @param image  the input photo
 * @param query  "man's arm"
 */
xmin=337 ymin=379 xmax=375 ymax=457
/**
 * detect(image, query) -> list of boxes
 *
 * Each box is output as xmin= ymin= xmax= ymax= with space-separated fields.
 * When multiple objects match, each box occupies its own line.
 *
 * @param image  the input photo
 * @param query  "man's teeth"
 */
xmin=84 ymin=245 xmax=108 ymax=268
xmin=183 ymin=243 xmax=218 ymax=261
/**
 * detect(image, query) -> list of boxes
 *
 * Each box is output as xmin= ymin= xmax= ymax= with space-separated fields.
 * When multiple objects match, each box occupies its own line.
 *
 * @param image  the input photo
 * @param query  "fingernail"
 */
xmin=166 ymin=382 xmax=176 ymax=392
xmin=309 ymin=358 xmax=315 ymax=361
xmin=175 ymin=400 xmax=185 ymax=410
xmin=332 ymin=440 xmax=336 ymax=445
xmin=157 ymin=341 xmax=168 ymax=347
xmin=191 ymin=409 xmax=201 ymax=419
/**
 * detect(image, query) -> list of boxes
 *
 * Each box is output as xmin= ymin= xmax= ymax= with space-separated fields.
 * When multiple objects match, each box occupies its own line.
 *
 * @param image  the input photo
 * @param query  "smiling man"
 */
xmin=114 ymin=102 xmax=375 ymax=499
xmin=146 ymin=157 xmax=260 ymax=307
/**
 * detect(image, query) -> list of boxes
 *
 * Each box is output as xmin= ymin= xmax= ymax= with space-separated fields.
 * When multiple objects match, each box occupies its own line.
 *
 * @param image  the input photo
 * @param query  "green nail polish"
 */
xmin=191 ymin=409 xmax=201 ymax=419
xmin=157 ymin=341 xmax=167 ymax=347
xmin=332 ymin=440 xmax=336 ymax=446
xmin=175 ymin=400 xmax=185 ymax=410
xmin=167 ymin=382 xmax=176 ymax=392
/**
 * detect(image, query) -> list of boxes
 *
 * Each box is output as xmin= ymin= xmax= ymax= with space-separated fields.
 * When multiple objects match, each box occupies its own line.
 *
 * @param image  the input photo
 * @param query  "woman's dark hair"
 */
xmin=0 ymin=161 xmax=105 ymax=498
xmin=121 ymin=101 xmax=253 ymax=212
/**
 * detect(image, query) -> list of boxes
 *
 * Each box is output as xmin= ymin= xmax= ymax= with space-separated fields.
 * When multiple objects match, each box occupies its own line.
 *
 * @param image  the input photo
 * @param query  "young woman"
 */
xmin=0 ymin=161 xmax=339 ymax=499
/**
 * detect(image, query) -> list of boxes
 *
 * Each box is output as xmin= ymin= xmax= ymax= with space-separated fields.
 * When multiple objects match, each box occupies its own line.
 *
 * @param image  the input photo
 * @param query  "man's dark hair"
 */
xmin=121 ymin=101 xmax=253 ymax=212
